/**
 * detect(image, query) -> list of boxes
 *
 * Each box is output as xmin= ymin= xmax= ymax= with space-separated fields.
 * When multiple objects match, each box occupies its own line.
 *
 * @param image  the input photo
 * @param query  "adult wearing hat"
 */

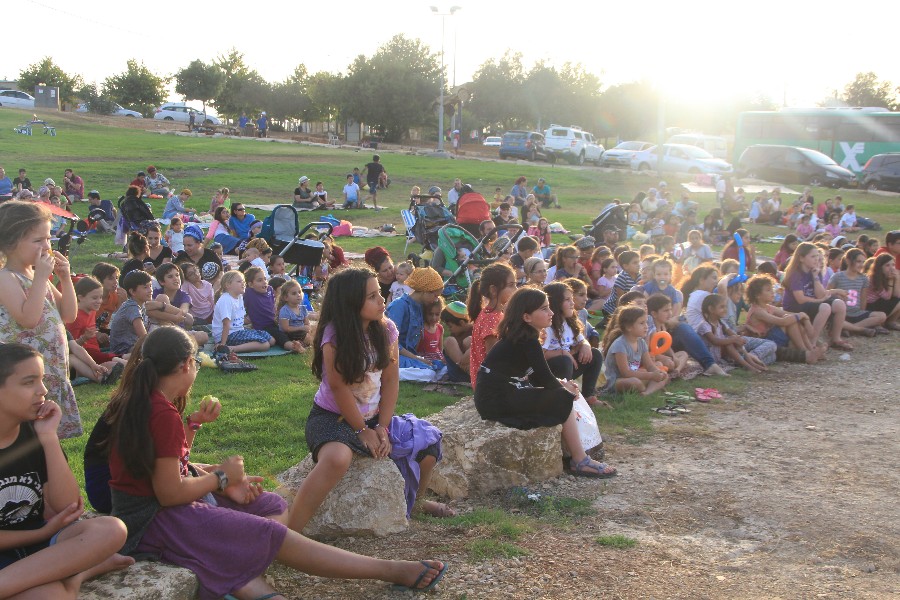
xmin=365 ymin=246 xmax=395 ymax=302
xmin=145 ymin=166 xmax=171 ymax=197
xmin=386 ymin=267 xmax=445 ymax=369
xmin=294 ymin=176 xmax=314 ymax=209
xmin=175 ymin=224 xmax=223 ymax=287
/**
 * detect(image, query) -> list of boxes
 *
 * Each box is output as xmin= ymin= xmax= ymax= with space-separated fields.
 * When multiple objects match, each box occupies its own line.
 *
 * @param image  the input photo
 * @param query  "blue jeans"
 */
xmin=670 ymin=322 xmax=715 ymax=370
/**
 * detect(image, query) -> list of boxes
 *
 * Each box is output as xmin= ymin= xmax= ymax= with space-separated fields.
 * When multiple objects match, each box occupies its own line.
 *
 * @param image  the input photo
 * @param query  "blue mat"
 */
xmin=201 ymin=344 xmax=291 ymax=358
xmin=72 ymin=376 xmax=92 ymax=386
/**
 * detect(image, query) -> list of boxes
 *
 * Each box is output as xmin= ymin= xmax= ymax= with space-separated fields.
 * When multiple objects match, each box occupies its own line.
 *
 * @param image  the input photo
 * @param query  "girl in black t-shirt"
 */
xmin=0 ymin=343 xmax=133 ymax=594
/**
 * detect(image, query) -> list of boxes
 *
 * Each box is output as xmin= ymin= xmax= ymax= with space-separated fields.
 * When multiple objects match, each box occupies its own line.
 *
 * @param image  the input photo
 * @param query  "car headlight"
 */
xmin=826 ymin=171 xmax=839 ymax=178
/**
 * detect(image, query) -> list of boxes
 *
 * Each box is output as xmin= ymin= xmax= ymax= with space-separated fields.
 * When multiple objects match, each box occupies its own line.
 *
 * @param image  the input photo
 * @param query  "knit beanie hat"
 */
xmin=405 ymin=267 xmax=444 ymax=293
xmin=364 ymin=246 xmax=390 ymax=270
xmin=445 ymin=300 xmax=468 ymax=320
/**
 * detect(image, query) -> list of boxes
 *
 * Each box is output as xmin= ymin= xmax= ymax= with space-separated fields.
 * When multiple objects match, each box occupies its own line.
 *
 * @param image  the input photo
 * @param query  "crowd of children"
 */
xmin=2 ymin=160 xmax=899 ymax=597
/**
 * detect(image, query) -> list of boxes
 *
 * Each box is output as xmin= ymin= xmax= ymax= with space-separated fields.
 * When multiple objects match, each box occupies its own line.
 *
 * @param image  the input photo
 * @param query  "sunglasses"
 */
xmin=234 ymin=208 xmax=246 ymax=212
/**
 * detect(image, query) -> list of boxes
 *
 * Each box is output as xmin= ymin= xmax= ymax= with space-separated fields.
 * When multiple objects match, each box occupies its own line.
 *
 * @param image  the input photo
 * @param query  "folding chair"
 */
xmin=401 ymin=209 xmax=417 ymax=256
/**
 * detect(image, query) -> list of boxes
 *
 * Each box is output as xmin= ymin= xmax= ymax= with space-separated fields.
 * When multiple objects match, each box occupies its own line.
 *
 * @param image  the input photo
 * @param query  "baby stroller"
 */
xmin=115 ymin=194 xmax=156 ymax=244
xmin=260 ymin=204 xmax=334 ymax=281
xmin=584 ymin=204 xmax=629 ymax=241
xmin=438 ymin=223 xmax=523 ymax=300
xmin=408 ymin=200 xmax=455 ymax=253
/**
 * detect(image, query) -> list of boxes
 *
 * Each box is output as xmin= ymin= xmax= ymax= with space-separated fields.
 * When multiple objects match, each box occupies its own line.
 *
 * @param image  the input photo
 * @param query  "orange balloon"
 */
xmin=649 ymin=331 xmax=672 ymax=356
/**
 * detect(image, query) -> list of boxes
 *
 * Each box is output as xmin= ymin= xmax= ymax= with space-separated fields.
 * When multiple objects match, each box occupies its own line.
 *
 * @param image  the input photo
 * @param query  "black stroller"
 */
xmin=583 ymin=204 xmax=629 ymax=241
xmin=260 ymin=204 xmax=334 ymax=277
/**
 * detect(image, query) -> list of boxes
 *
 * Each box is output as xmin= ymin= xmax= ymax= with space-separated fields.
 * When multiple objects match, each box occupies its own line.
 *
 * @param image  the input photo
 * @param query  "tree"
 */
xmin=77 ymin=84 xmax=118 ymax=115
xmin=522 ymin=61 xmax=563 ymax=130
xmin=102 ymin=59 xmax=167 ymax=117
xmin=837 ymin=72 xmax=897 ymax=110
xmin=18 ymin=57 xmax=83 ymax=106
xmin=174 ymin=59 xmax=224 ymax=118
xmin=469 ymin=52 xmax=526 ymax=132
xmin=597 ymin=81 xmax=659 ymax=140
xmin=341 ymin=35 xmax=442 ymax=141
xmin=307 ymin=71 xmax=345 ymax=131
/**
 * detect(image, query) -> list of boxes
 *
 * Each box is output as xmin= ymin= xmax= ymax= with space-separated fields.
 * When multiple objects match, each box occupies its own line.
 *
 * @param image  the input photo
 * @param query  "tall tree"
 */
xmin=102 ymin=59 xmax=167 ymax=117
xmin=468 ymin=52 xmax=526 ymax=132
xmin=18 ymin=57 xmax=83 ymax=106
xmin=838 ymin=72 xmax=897 ymax=110
xmin=597 ymin=81 xmax=659 ymax=141
xmin=174 ymin=59 xmax=224 ymax=119
xmin=212 ymin=49 xmax=269 ymax=120
xmin=342 ymin=35 xmax=441 ymax=141
xmin=307 ymin=71 xmax=345 ymax=131
xmin=522 ymin=61 xmax=563 ymax=131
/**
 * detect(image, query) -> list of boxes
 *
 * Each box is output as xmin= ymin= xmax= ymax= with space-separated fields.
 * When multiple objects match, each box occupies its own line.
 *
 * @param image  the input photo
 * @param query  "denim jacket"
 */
xmin=386 ymin=293 xmax=423 ymax=354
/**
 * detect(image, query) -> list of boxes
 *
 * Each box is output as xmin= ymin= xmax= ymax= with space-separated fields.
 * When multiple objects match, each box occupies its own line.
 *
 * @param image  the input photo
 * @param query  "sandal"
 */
xmin=695 ymin=388 xmax=722 ymax=402
xmin=586 ymin=396 xmax=614 ymax=410
xmin=665 ymin=403 xmax=691 ymax=414
xmin=874 ymin=326 xmax=891 ymax=335
xmin=569 ymin=456 xmax=617 ymax=478
xmin=830 ymin=340 xmax=854 ymax=351
xmin=391 ymin=561 xmax=449 ymax=592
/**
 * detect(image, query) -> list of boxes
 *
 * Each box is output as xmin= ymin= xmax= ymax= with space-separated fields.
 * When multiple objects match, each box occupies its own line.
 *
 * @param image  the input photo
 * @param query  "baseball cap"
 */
xmin=44 ymin=178 xmax=56 ymax=186
xmin=88 ymin=190 xmax=101 ymax=199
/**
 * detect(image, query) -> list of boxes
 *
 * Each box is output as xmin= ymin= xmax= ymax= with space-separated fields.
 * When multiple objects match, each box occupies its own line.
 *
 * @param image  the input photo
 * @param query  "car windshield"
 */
xmin=798 ymin=148 xmax=837 ymax=166
xmin=676 ymin=145 xmax=713 ymax=159
xmin=616 ymin=142 xmax=641 ymax=151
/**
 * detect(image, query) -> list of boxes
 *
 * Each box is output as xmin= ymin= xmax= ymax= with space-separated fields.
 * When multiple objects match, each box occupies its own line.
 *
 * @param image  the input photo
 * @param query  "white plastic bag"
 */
xmin=571 ymin=393 xmax=603 ymax=453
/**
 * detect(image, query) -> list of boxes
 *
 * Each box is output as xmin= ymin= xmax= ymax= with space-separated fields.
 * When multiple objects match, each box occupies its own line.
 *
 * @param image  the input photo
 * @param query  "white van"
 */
xmin=666 ymin=134 xmax=728 ymax=159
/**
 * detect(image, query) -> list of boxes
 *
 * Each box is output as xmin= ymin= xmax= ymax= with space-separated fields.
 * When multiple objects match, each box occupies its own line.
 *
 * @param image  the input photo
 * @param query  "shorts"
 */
xmin=0 ymin=526 xmax=64 ymax=569
xmin=793 ymin=299 xmax=835 ymax=319
xmin=367 ymin=182 xmax=377 ymax=194
xmin=225 ymin=329 xmax=272 ymax=345
xmin=764 ymin=326 xmax=790 ymax=347
xmin=844 ymin=311 xmax=872 ymax=324
xmin=868 ymin=296 xmax=899 ymax=315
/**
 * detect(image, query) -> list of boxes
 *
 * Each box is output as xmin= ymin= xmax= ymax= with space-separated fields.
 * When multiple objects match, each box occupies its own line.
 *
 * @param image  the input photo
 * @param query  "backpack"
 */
xmin=118 ymin=195 xmax=154 ymax=224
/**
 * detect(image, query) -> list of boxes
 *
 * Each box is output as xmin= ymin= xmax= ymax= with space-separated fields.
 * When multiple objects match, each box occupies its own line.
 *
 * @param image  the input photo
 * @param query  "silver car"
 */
xmin=0 ymin=89 xmax=36 ymax=109
xmin=631 ymin=143 xmax=733 ymax=175
xmin=153 ymin=103 xmax=221 ymax=125
xmin=601 ymin=140 xmax=654 ymax=167
xmin=75 ymin=102 xmax=143 ymax=118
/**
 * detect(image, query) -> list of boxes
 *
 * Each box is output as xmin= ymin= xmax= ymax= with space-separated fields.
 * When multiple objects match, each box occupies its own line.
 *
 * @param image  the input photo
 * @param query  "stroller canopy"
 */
xmin=456 ymin=192 xmax=491 ymax=225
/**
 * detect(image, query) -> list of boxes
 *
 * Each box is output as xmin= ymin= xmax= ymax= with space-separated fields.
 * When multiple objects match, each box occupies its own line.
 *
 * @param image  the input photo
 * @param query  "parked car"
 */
xmin=0 ymin=89 xmax=36 ymax=109
xmin=860 ymin=153 xmax=900 ymax=192
xmin=153 ymin=103 xmax=221 ymax=125
xmin=737 ymin=145 xmax=856 ymax=188
xmin=543 ymin=124 xmax=605 ymax=165
xmin=666 ymin=133 xmax=728 ymax=159
xmin=499 ymin=131 xmax=550 ymax=162
xmin=631 ymin=143 xmax=733 ymax=175
xmin=600 ymin=140 xmax=654 ymax=167
xmin=482 ymin=136 xmax=502 ymax=147
xmin=75 ymin=102 xmax=143 ymax=118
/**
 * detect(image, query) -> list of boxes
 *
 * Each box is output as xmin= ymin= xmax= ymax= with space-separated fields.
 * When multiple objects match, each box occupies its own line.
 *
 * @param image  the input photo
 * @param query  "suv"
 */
xmin=543 ymin=125 xmax=605 ymax=165
xmin=0 ymin=89 xmax=36 ymax=109
xmin=499 ymin=131 xmax=549 ymax=162
xmin=737 ymin=145 xmax=856 ymax=188
xmin=153 ymin=103 xmax=221 ymax=125
xmin=860 ymin=153 xmax=900 ymax=192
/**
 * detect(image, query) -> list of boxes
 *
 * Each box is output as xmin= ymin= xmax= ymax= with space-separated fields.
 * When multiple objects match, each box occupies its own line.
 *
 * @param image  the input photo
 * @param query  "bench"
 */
xmin=14 ymin=124 xmax=32 ymax=135
xmin=43 ymin=125 xmax=56 ymax=136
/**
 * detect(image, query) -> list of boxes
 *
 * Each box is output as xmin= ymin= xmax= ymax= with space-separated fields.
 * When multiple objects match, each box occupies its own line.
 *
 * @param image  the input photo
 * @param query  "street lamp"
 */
xmin=431 ymin=5 xmax=461 ymax=153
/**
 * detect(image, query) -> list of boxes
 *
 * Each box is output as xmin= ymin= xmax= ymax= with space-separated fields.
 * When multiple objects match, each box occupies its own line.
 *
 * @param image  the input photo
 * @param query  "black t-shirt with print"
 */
xmin=0 ymin=422 xmax=47 ymax=532
xmin=175 ymin=248 xmax=223 ymax=282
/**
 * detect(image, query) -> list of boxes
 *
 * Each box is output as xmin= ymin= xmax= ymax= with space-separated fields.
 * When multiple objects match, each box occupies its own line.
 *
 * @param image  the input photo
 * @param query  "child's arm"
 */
xmin=613 ymin=351 xmax=654 ymax=381
xmin=321 ymin=341 xmax=385 ymax=455
xmin=753 ymin=306 xmax=806 ymax=328
xmin=701 ymin=330 xmax=739 ymax=348
xmin=279 ymin=316 xmax=308 ymax=334
xmin=0 ymin=257 xmax=58 ymax=330
xmin=220 ymin=317 xmax=231 ymax=343
xmin=717 ymin=273 xmax=737 ymax=296
xmin=147 ymin=296 xmax=188 ymax=324
xmin=131 ymin=315 xmax=148 ymax=338
xmin=639 ymin=350 xmax=668 ymax=381
xmin=374 ymin=340 xmax=400 ymax=455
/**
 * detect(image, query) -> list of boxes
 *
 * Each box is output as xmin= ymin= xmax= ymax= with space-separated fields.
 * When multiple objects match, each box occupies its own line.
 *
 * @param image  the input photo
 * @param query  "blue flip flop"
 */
xmin=391 ymin=561 xmax=449 ymax=592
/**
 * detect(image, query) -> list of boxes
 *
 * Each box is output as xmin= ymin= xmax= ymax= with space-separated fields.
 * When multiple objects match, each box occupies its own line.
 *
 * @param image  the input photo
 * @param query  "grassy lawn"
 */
xmin=2 ymin=108 xmax=898 ymax=505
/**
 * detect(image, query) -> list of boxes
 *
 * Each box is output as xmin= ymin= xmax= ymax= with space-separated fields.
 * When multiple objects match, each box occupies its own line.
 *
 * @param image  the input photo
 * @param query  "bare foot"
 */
xmin=806 ymin=346 xmax=827 ymax=364
xmin=80 ymin=553 xmax=135 ymax=582
xmin=417 ymin=500 xmax=457 ymax=518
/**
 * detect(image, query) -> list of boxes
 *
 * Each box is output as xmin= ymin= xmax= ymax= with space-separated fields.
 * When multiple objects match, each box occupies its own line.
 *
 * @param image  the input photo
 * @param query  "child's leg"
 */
xmin=641 ymin=374 xmax=669 ymax=396
xmin=227 ymin=341 xmax=270 ymax=352
xmin=784 ymin=321 xmax=809 ymax=350
xmin=845 ymin=312 xmax=887 ymax=333
xmin=69 ymin=353 xmax=101 ymax=382
xmin=561 ymin=408 xmax=616 ymax=474
xmin=0 ymin=516 xmax=132 ymax=599
xmin=443 ymin=337 xmax=465 ymax=366
xmin=810 ymin=303 xmax=832 ymax=342
xmin=287 ymin=442 xmax=354 ymax=534
xmin=673 ymin=351 xmax=689 ymax=372
xmin=654 ymin=355 xmax=675 ymax=370
xmin=414 ymin=455 xmax=456 ymax=517
xmin=614 ymin=377 xmax=645 ymax=393
xmin=828 ymin=300 xmax=849 ymax=345
xmin=190 ymin=330 xmax=209 ymax=345
xmin=275 ymin=531 xmax=445 ymax=590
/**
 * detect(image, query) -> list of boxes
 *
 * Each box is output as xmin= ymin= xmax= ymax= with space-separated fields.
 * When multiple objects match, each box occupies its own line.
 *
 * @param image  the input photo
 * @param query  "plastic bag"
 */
xmin=571 ymin=394 xmax=602 ymax=453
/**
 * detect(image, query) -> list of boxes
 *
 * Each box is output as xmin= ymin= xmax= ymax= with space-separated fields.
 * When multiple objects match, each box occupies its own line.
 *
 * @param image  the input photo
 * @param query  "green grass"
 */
xmin=3 ymin=107 xmax=898 ymax=502
xmin=418 ymin=508 xmax=531 ymax=560
xmin=595 ymin=534 xmax=638 ymax=549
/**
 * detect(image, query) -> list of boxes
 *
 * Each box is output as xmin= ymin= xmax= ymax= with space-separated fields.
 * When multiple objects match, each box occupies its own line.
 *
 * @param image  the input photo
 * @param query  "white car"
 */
xmin=482 ymin=136 xmax=502 ymax=147
xmin=0 ymin=90 xmax=36 ymax=109
xmin=601 ymin=140 xmax=654 ymax=167
xmin=543 ymin=124 xmax=605 ymax=165
xmin=153 ymin=103 xmax=221 ymax=125
xmin=75 ymin=102 xmax=143 ymax=118
xmin=631 ymin=143 xmax=733 ymax=175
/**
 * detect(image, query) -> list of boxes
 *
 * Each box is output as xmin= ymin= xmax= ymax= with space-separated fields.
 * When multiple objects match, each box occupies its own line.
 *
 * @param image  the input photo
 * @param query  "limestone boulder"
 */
xmin=276 ymin=454 xmax=408 ymax=539
xmin=426 ymin=399 xmax=563 ymax=499
xmin=80 ymin=561 xmax=197 ymax=600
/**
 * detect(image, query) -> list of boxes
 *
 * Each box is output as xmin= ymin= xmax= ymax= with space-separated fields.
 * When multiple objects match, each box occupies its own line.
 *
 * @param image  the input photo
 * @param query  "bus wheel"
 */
xmin=866 ymin=181 xmax=879 ymax=191
xmin=809 ymin=175 xmax=823 ymax=187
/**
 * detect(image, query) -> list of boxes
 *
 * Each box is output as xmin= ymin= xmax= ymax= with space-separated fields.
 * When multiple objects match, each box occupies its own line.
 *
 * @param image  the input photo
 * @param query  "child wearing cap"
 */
xmin=385 ymin=267 xmax=445 ymax=371
xmin=440 ymin=301 xmax=472 ymax=383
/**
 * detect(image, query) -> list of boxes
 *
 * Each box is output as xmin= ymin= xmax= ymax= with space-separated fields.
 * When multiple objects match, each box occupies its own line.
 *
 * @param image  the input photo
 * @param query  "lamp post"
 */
xmin=431 ymin=5 xmax=461 ymax=153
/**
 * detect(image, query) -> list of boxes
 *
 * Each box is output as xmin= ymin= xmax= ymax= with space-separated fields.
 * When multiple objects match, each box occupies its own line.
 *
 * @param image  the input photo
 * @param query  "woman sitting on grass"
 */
xmin=104 ymin=326 xmax=449 ymax=598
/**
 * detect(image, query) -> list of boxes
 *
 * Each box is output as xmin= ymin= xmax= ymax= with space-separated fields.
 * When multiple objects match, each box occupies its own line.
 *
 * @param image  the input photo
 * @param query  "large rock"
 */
xmin=80 ymin=561 xmax=197 ymax=599
xmin=276 ymin=454 xmax=408 ymax=538
xmin=426 ymin=399 xmax=564 ymax=499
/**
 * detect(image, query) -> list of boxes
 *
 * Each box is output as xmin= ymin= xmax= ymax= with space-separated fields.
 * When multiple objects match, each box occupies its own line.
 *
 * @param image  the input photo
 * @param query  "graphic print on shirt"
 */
xmin=0 ymin=472 xmax=43 ymax=527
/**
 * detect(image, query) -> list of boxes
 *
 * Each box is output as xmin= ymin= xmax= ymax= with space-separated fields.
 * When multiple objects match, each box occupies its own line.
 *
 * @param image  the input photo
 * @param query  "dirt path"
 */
xmin=267 ymin=335 xmax=898 ymax=599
